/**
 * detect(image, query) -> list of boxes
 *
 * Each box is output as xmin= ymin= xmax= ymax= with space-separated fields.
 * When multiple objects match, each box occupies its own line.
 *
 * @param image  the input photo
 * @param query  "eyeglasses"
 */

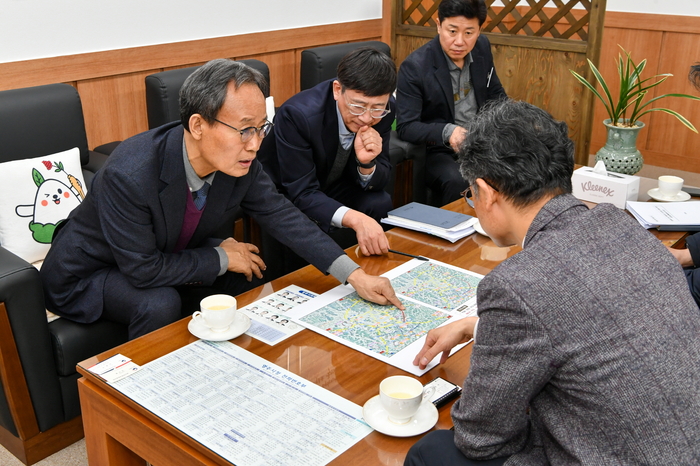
xmin=214 ymin=118 xmax=273 ymax=142
xmin=461 ymin=179 xmax=499 ymax=208
xmin=343 ymin=93 xmax=391 ymax=119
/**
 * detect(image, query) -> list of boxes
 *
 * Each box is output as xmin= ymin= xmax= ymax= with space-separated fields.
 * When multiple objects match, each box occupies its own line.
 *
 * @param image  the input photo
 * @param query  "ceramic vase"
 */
xmin=594 ymin=119 xmax=645 ymax=175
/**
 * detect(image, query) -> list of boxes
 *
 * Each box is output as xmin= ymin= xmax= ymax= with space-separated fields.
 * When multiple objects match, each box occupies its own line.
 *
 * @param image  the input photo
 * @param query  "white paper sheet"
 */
xmin=626 ymin=200 xmax=700 ymax=228
xmin=111 ymin=340 xmax=372 ymax=466
xmin=285 ymin=259 xmax=483 ymax=376
xmin=239 ymin=285 xmax=317 ymax=345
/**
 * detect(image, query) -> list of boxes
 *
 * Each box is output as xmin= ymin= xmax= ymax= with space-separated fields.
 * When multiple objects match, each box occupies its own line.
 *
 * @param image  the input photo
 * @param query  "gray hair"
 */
xmin=457 ymin=99 xmax=574 ymax=208
xmin=179 ymin=59 xmax=269 ymax=131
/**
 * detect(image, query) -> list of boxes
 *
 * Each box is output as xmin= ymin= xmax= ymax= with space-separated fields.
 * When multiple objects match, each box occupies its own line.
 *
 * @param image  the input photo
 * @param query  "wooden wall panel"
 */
xmin=237 ymin=50 xmax=297 ymax=106
xmin=77 ymin=71 xmax=153 ymax=148
xmin=646 ymin=32 xmax=700 ymax=171
xmin=492 ymin=45 xmax=588 ymax=151
xmin=589 ymin=16 xmax=700 ymax=172
xmin=394 ymin=35 xmax=431 ymax=64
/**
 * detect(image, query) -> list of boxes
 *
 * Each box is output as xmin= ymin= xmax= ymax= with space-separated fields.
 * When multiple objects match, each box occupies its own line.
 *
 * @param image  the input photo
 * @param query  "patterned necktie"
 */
xmin=192 ymin=182 xmax=210 ymax=210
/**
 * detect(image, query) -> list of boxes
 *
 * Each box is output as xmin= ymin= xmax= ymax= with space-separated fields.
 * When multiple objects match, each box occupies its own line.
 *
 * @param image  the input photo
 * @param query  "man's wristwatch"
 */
xmin=356 ymin=157 xmax=376 ymax=169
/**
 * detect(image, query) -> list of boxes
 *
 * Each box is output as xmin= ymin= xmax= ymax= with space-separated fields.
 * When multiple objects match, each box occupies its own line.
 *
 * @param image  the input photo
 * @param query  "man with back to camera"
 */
xmin=258 ymin=47 xmax=396 ymax=256
xmin=404 ymin=99 xmax=700 ymax=465
xmin=40 ymin=59 xmax=403 ymax=341
xmin=396 ymin=0 xmax=507 ymax=206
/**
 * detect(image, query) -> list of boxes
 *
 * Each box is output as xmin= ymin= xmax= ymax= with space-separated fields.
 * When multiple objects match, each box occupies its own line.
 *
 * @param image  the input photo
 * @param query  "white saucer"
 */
xmin=647 ymin=188 xmax=691 ymax=202
xmin=362 ymin=395 xmax=438 ymax=437
xmin=473 ymin=219 xmax=489 ymax=238
xmin=187 ymin=313 xmax=251 ymax=341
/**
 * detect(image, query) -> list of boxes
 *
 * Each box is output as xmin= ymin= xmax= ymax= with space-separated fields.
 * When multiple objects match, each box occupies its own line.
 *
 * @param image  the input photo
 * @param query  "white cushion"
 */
xmin=0 ymin=148 xmax=87 ymax=264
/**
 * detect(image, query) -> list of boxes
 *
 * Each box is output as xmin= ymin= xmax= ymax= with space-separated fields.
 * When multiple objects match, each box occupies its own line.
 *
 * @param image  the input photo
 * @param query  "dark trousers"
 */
xmin=101 ymin=268 xmax=266 ymax=340
xmin=426 ymin=151 xmax=469 ymax=207
xmin=404 ymin=430 xmax=509 ymax=466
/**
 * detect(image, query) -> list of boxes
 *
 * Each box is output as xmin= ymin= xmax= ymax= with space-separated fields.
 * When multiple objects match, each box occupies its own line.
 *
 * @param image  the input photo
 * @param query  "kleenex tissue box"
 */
xmin=571 ymin=166 xmax=640 ymax=209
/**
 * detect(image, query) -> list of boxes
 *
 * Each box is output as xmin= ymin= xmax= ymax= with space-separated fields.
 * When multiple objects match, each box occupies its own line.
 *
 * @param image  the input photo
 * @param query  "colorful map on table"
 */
xmin=390 ymin=262 xmax=481 ymax=310
xmin=299 ymin=292 xmax=451 ymax=357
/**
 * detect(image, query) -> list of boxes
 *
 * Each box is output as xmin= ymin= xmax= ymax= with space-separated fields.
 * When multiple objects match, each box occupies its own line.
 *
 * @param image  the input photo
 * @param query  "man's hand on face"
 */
xmin=354 ymin=125 xmax=382 ymax=166
xmin=220 ymin=238 xmax=266 ymax=281
xmin=449 ymin=126 xmax=467 ymax=152
xmin=347 ymin=268 xmax=404 ymax=309
xmin=342 ymin=210 xmax=390 ymax=256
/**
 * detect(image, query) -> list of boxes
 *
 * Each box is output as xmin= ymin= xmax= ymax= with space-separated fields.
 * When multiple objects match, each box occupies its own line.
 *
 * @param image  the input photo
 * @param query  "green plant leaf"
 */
xmin=570 ymin=70 xmax=614 ymax=121
xmin=635 ymin=107 xmax=698 ymax=133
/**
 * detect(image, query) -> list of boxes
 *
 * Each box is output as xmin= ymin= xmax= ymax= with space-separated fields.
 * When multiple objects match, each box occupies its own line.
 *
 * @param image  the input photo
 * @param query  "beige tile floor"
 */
xmin=0 ymin=439 xmax=88 ymax=466
xmin=1 ymin=160 xmax=697 ymax=466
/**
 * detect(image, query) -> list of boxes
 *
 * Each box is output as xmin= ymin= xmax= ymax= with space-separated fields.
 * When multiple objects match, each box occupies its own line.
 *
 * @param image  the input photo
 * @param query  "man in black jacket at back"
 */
xmin=396 ymin=0 xmax=506 ymax=206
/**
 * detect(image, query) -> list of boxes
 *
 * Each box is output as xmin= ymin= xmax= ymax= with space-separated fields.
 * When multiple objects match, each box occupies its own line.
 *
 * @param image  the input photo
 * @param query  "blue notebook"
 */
xmin=387 ymin=202 xmax=472 ymax=230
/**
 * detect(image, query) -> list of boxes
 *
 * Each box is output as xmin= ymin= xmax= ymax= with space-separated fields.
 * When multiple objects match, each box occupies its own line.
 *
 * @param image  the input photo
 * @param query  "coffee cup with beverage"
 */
xmin=379 ymin=375 xmax=436 ymax=424
xmin=193 ymin=294 xmax=237 ymax=332
xmin=658 ymin=175 xmax=684 ymax=199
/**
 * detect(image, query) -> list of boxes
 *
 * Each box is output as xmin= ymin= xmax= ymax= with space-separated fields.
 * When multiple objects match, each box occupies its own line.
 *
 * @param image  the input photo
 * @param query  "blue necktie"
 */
xmin=192 ymin=183 xmax=210 ymax=210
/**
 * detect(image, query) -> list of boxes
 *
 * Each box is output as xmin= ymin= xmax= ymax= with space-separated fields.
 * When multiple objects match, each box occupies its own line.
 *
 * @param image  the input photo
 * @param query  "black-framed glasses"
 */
xmin=461 ymin=179 xmax=499 ymax=208
xmin=214 ymin=118 xmax=273 ymax=142
xmin=343 ymin=93 xmax=391 ymax=119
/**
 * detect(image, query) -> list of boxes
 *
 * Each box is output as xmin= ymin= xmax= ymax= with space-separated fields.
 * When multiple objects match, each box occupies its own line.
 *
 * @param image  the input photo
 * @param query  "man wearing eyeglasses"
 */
xmin=41 ymin=59 xmax=403 ymax=340
xmin=258 ymin=47 xmax=396 ymax=257
xmin=403 ymin=100 xmax=700 ymax=465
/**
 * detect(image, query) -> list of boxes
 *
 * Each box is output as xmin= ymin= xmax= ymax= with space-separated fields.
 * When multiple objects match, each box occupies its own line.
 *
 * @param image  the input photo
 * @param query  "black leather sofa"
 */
xmin=0 ymin=83 xmax=129 ymax=464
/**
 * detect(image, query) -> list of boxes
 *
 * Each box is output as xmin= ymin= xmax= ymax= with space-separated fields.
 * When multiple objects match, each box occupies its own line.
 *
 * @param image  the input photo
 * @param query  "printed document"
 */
xmin=111 ymin=340 xmax=372 ymax=466
xmin=239 ymin=285 xmax=316 ymax=345
xmin=284 ymin=258 xmax=483 ymax=376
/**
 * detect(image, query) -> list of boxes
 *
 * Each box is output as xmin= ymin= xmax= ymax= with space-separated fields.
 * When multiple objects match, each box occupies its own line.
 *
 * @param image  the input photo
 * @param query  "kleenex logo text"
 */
xmin=581 ymin=181 xmax=615 ymax=197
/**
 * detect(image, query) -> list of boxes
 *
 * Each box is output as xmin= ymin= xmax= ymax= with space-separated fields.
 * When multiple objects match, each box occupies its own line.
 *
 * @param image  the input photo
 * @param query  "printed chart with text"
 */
xmin=286 ymin=259 xmax=483 ymax=375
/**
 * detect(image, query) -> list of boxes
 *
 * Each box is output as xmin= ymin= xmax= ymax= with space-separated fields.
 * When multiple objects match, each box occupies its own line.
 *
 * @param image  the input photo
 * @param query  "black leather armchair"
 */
xmin=0 ymin=83 xmax=129 ymax=464
xmin=145 ymin=59 xmax=271 ymax=129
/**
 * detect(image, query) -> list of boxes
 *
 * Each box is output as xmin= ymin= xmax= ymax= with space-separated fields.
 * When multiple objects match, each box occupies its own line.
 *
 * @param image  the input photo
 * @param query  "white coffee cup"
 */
xmin=379 ymin=376 xmax=436 ymax=424
xmin=658 ymin=175 xmax=684 ymax=199
xmin=193 ymin=294 xmax=237 ymax=332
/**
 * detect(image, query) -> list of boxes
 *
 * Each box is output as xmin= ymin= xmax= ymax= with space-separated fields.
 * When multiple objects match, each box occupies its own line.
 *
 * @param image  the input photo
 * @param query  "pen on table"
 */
xmin=486 ymin=67 xmax=494 ymax=88
xmin=389 ymin=249 xmax=429 ymax=261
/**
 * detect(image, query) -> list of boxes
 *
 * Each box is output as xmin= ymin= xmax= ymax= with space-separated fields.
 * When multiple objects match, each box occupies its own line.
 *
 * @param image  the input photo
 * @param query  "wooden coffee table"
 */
xmin=76 ymin=199 xmax=685 ymax=465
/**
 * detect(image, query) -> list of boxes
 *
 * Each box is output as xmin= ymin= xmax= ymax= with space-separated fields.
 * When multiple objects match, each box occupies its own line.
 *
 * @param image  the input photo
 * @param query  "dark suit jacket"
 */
xmin=683 ymin=232 xmax=700 ymax=307
xmin=396 ymin=35 xmax=506 ymax=155
xmin=452 ymin=194 xmax=700 ymax=464
xmin=258 ymin=79 xmax=395 ymax=232
xmin=41 ymin=122 xmax=345 ymax=323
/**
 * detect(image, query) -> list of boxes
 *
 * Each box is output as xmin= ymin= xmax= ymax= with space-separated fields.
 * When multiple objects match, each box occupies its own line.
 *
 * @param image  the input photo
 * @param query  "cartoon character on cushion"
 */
xmin=15 ymin=161 xmax=85 ymax=244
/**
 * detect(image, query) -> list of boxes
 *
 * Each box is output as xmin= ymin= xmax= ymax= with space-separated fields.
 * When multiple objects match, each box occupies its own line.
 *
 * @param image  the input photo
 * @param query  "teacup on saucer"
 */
xmin=362 ymin=395 xmax=438 ymax=437
xmin=647 ymin=188 xmax=690 ymax=203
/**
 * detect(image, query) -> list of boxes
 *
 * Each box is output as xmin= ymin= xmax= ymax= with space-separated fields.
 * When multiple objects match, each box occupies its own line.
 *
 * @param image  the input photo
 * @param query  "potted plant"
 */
xmin=571 ymin=47 xmax=700 ymax=174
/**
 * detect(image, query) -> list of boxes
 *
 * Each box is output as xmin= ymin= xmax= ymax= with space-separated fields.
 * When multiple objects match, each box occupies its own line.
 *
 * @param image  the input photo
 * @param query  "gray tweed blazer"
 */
xmin=452 ymin=194 xmax=700 ymax=465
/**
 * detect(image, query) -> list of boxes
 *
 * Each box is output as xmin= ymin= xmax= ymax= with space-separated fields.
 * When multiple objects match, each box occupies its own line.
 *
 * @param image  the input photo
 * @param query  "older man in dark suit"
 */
xmin=404 ymin=100 xmax=700 ymax=465
xmin=41 ymin=59 xmax=402 ymax=340
xmin=258 ymin=47 xmax=396 ymax=257
xmin=396 ymin=0 xmax=506 ymax=206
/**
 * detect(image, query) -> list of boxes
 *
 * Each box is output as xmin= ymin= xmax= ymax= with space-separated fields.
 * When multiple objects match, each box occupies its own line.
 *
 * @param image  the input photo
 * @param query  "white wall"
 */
xmin=2 ymin=0 xmax=697 ymax=64
xmin=0 ymin=0 xmax=381 ymax=64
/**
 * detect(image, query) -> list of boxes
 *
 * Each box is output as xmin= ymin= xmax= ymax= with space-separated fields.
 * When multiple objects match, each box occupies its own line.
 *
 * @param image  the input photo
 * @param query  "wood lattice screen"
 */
xmin=392 ymin=0 xmax=607 ymax=165
xmin=401 ymin=0 xmax=592 ymax=42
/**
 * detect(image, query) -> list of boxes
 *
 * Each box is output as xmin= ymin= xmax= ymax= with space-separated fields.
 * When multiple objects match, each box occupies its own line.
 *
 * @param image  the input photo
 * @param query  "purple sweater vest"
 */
xmin=173 ymin=191 xmax=204 ymax=252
